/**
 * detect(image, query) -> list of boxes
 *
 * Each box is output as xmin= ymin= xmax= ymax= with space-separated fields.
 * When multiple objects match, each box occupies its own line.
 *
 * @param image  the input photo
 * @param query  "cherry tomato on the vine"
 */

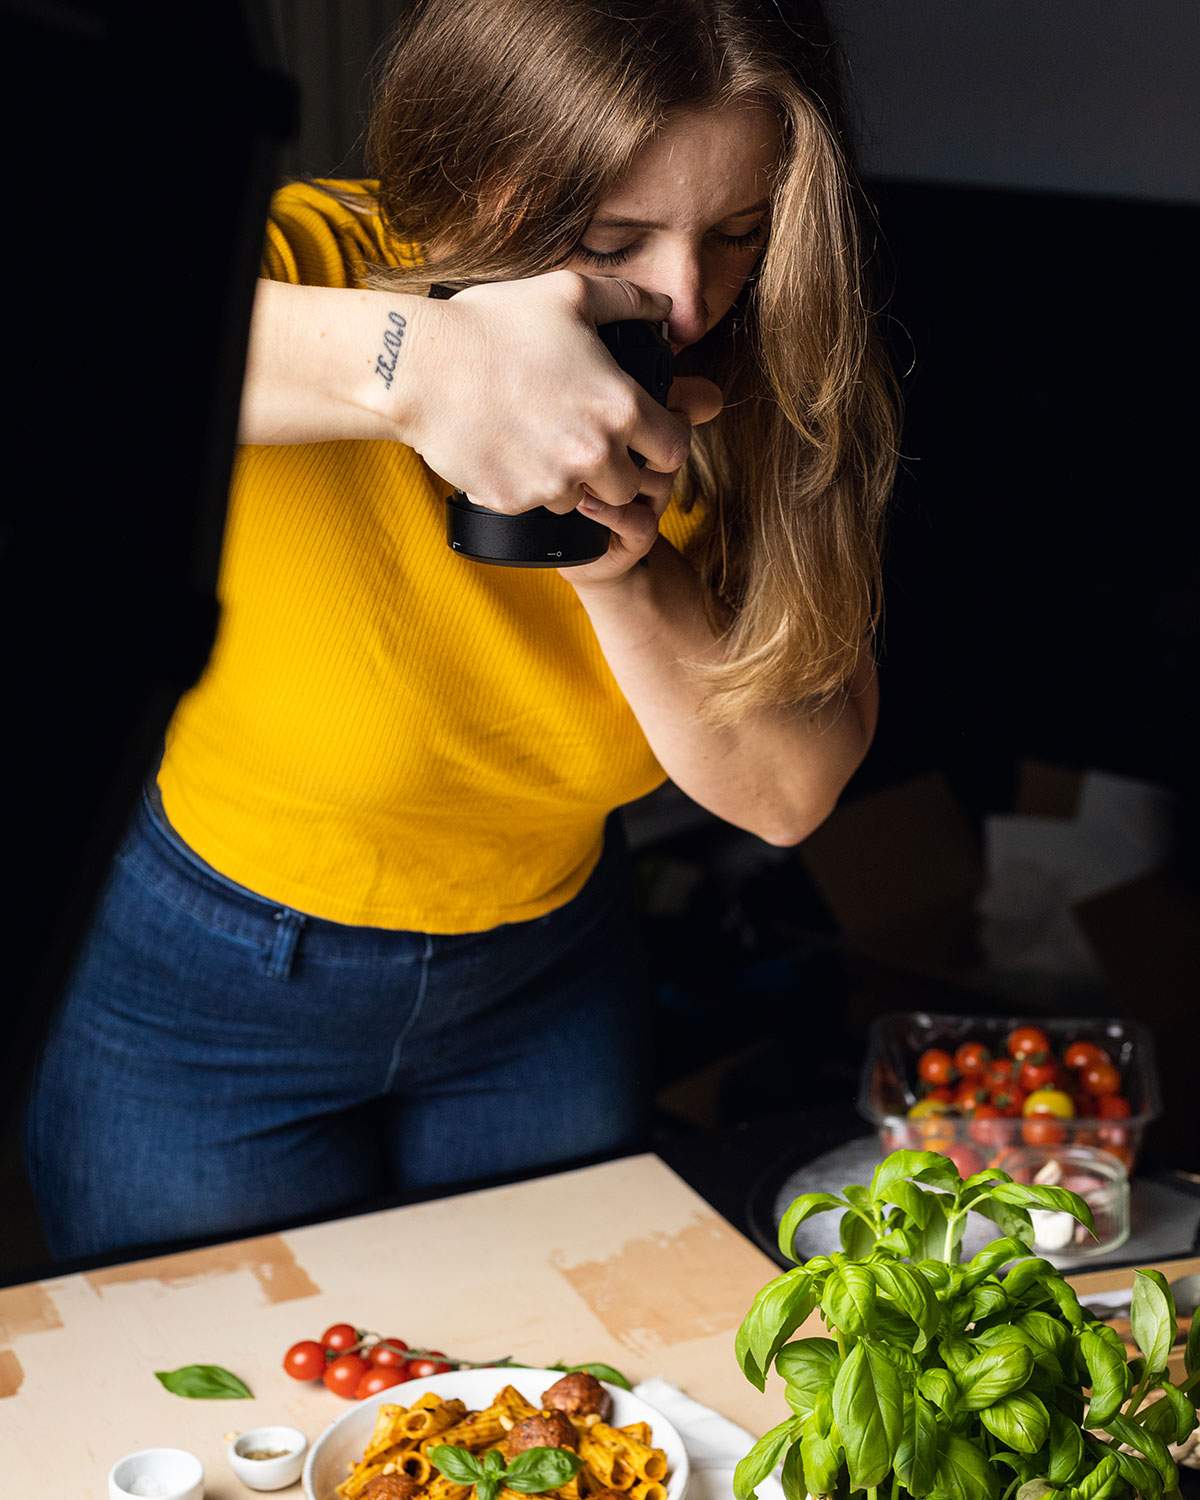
xmin=283 ymin=1339 xmax=327 ymax=1382
xmin=985 ymin=1059 xmax=1016 ymax=1091
xmin=1064 ymin=1041 xmax=1110 ymax=1071
xmin=954 ymin=1042 xmax=991 ymax=1078
xmin=1097 ymin=1094 xmax=1131 ymax=1119
xmin=323 ymin=1353 xmax=370 ymax=1398
xmin=954 ymin=1081 xmax=990 ymax=1114
xmin=1022 ymin=1116 xmax=1067 ymax=1146
xmin=1007 ymin=1026 xmax=1050 ymax=1062
xmin=992 ymin=1085 xmax=1027 ymax=1118
xmin=1082 ymin=1060 xmax=1121 ymax=1097
xmin=356 ymin=1366 xmax=409 ymax=1399
xmin=917 ymin=1049 xmax=956 ymax=1086
xmin=321 ymin=1323 xmax=360 ymax=1354
xmin=1019 ymin=1059 xmax=1059 ymax=1093
xmin=406 ymin=1355 xmax=452 ymax=1378
xmin=369 ymin=1338 xmax=410 ymax=1369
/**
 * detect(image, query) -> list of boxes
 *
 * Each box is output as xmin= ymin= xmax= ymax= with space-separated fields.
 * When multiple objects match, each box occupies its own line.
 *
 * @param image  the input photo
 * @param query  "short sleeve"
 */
xmin=259 ymin=178 xmax=419 ymax=287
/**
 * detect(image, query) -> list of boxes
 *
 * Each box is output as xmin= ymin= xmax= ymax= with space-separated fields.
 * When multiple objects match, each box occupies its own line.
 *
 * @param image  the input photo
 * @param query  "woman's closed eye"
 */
xmin=574 ymin=222 xmax=767 ymax=268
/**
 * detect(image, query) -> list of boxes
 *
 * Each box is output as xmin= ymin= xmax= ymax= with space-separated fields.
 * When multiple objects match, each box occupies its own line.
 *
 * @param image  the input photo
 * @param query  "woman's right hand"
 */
xmin=398 ymin=270 xmax=694 ymax=516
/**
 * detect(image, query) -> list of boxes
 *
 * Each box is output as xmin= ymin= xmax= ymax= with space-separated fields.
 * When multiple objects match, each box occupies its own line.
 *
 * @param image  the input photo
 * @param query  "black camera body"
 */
xmin=428 ymin=283 xmax=673 ymax=567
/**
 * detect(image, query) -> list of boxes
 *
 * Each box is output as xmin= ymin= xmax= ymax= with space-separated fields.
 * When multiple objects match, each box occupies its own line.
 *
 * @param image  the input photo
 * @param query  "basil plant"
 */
xmin=734 ymin=1149 xmax=1200 ymax=1500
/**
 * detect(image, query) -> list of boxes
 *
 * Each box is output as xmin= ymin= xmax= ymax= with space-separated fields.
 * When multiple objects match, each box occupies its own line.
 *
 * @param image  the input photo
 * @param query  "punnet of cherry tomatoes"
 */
xmin=868 ymin=1019 xmax=1154 ymax=1176
xmin=284 ymin=1323 xmax=454 ymax=1400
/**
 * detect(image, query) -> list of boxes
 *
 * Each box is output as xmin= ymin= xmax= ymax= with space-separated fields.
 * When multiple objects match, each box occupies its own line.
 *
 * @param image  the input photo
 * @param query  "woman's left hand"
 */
xmin=559 ymin=376 xmax=723 ymax=589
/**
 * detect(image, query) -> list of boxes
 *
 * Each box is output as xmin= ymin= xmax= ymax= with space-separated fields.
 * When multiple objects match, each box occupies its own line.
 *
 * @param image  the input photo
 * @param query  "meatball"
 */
xmin=541 ymin=1372 xmax=612 ymax=1421
xmin=505 ymin=1411 xmax=579 ymax=1455
xmin=360 ymin=1476 xmax=423 ymax=1500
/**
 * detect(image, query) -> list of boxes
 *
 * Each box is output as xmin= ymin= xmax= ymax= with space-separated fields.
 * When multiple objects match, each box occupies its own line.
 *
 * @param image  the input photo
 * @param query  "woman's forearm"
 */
xmin=236 ymin=280 xmax=440 ymax=445
xmin=572 ymin=537 xmax=877 ymax=846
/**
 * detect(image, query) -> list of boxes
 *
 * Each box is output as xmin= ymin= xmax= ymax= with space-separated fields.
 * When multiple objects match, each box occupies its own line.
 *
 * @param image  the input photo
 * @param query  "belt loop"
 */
xmin=266 ymin=909 xmax=306 ymax=979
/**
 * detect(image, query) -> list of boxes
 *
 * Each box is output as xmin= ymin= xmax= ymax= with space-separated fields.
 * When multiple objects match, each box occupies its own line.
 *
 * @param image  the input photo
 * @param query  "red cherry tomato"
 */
xmin=1072 ymin=1092 xmax=1098 ymax=1120
xmin=1097 ymin=1094 xmax=1131 ymax=1120
xmin=925 ymin=1085 xmax=955 ymax=1104
xmin=1019 ymin=1059 xmax=1059 ymax=1093
xmin=917 ymin=1049 xmax=957 ymax=1086
xmin=954 ymin=1041 xmax=991 ymax=1078
xmin=369 ymin=1338 xmax=411 ymax=1369
xmin=941 ymin=1142 xmax=983 ymax=1178
xmin=1022 ymin=1116 xmax=1067 ymax=1146
xmin=992 ymin=1085 xmax=1027 ymax=1118
xmin=985 ymin=1058 xmax=1016 ymax=1091
xmin=954 ymin=1081 xmax=990 ymax=1114
xmin=969 ymin=1103 xmax=1008 ymax=1147
xmin=356 ymin=1366 xmax=409 ymax=1398
xmin=321 ymin=1323 xmax=360 ymax=1354
xmin=1007 ymin=1026 xmax=1050 ymax=1062
xmin=283 ymin=1339 xmax=327 ymax=1382
xmin=1082 ymin=1060 xmax=1121 ymax=1096
xmin=406 ymin=1356 xmax=452 ymax=1378
xmin=323 ymin=1353 xmax=370 ymax=1398
xmin=1064 ymin=1040 xmax=1110 ymax=1071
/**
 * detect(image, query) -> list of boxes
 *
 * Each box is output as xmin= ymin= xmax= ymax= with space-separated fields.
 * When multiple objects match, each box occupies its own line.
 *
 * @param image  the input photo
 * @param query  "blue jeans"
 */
xmin=24 ymin=785 xmax=651 ymax=1261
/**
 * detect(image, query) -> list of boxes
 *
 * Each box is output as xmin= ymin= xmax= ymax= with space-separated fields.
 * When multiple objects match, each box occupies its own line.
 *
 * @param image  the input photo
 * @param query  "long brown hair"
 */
xmin=335 ymin=0 xmax=900 ymax=727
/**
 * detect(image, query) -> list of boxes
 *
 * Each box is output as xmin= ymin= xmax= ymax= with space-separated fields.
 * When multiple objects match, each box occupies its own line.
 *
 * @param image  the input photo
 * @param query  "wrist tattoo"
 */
xmin=373 ymin=309 xmax=408 ymax=390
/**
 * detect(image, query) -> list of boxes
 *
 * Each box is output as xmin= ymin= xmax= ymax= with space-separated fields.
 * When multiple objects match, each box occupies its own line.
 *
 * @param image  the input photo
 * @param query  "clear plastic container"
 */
xmin=857 ymin=1011 xmax=1161 ymax=1175
xmin=990 ymin=1144 xmax=1130 ymax=1262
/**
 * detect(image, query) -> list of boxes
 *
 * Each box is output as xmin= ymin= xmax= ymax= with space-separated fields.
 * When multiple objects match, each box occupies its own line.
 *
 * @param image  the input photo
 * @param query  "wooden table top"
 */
xmin=1 ymin=1152 xmax=1195 ymax=1498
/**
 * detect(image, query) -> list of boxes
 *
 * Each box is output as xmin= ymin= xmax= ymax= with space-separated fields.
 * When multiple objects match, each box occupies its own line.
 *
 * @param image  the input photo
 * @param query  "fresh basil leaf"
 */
xmin=971 ymin=1280 xmax=1010 ymax=1325
xmin=962 ymin=1167 xmax=1014 ymax=1194
xmin=1183 ymin=1306 xmax=1200 ymax=1378
xmin=893 ymin=1391 xmax=940 ymax=1497
xmin=779 ymin=1438 xmax=807 ymax=1500
xmin=732 ymin=1417 xmax=802 ymax=1500
xmin=1071 ymin=1452 xmax=1120 ymax=1500
xmin=918 ymin=1367 xmax=959 ymax=1415
xmin=505 ymin=1448 xmax=585 ymax=1494
xmin=915 ymin=1259 xmax=954 ymax=1292
xmin=875 ymin=1227 xmax=917 ymax=1257
xmin=832 ymin=1340 xmax=904 ymax=1493
xmin=736 ymin=1268 xmax=815 ymax=1392
xmin=1130 ymin=1268 xmax=1176 ymax=1376
xmin=1015 ymin=1482 xmax=1060 ymax=1500
xmin=839 ymin=1208 xmax=877 ymax=1259
xmin=956 ymin=1343 xmax=1035 ymax=1410
xmin=800 ymin=1411 xmax=842 ymax=1497
xmin=1003 ymin=1259 xmax=1057 ymax=1301
xmin=1112 ymin=1446 xmax=1163 ymax=1500
xmin=878 ymin=1179 xmax=933 ymax=1229
xmin=1040 ymin=1277 xmax=1085 ymax=1331
xmin=863 ymin=1335 xmax=923 ymax=1378
xmin=1046 ymin=1407 xmax=1084 ymax=1485
xmin=559 ymin=1361 xmax=631 ymax=1391
xmin=477 ymin=1478 xmax=500 ymax=1500
xmin=939 ymin=1334 xmax=975 ymax=1378
xmin=483 ymin=1449 xmax=506 ymax=1477
xmin=821 ymin=1264 xmax=876 ymax=1339
xmin=870 ymin=1260 xmax=940 ymax=1353
xmin=430 ymin=1447 xmax=488 ymax=1484
xmin=775 ymin=1338 xmax=841 ymax=1417
xmin=872 ymin=1148 xmax=963 ymax=1199
xmin=979 ymin=1392 xmax=1050 ymax=1455
xmin=153 ymin=1364 xmax=252 ymax=1399
xmin=929 ymin=1431 xmax=999 ymax=1500
xmin=1103 ymin=1413 xmax=1177 ymax=1492
xmin=776 ymin=1193 xmax=846 ymax=1262
xmin=971 ymin=1196 xmax=1036 ymax=1249
xmin=962 ymin=1238 xmax=1031 ymax=1289
xmin=988 ymin=1183 xmax=1095 ymax=1235
xmin=1079 ymin=1327 xmax=1129 ymax=1428
xmin=1141 ymin=1381 xmax=1199 ymax=1446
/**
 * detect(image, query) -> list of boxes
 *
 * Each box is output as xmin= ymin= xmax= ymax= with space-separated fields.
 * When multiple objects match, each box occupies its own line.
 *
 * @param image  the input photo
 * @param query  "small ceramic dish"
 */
xmin=228 ymin=1426 xmax=308 ymax=1491
xmin=108 ymin=1447 xmax=204 ymax=1500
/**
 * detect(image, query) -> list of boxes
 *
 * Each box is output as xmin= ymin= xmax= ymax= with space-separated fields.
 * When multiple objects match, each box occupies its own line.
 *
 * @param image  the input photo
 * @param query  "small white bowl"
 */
xmin=228 ymin=1426 xmax=308 ymax=1490
xmin=108 ymin=1447 xmax=204 ymax=1500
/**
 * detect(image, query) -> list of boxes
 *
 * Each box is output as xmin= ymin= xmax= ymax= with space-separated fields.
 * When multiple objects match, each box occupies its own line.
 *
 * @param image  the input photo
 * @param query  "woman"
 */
xmin=25 ymin=0 xmax=898 ymax=1259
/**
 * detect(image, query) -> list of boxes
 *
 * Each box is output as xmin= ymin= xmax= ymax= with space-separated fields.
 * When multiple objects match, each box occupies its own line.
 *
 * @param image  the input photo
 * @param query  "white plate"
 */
xmin=304 ymin=1366 xmax=690 ymax=1500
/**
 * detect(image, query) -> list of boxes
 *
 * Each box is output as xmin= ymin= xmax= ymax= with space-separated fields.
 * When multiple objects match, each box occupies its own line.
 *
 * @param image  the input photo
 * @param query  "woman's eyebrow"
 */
xmin=590 ymin=197 xmax=770 ymax=229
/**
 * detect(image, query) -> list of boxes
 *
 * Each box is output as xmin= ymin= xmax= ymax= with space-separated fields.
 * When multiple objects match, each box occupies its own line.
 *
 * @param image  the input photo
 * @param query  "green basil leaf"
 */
xmin=962 ymin=1239 xmax=1032 ymax=1289
xmin=839 ymin=1208 xmax=877 ymax=1259
xmin=962 ymin=1167 xmax=1014 ymax=1194
xmin=939 ymin=1334 xmax=975 ymax=1378
xmin=1046 ymin=1407 xmax=1084 ymax=1485
xmin=1079 ymin=1327 xmax=1130 ymax=1428
xmin=1137 ymin=1392 xmax=1179 ymax=1442
xmin=988 ymin=1183 xmax=1095 ymax=1235
xmin=775 ymin=1338 xmax=841 ymax=1418
xmin=918 ymin=1367 xmax=959 ymax=1415
xmin=930 ymin=1431 xmax=1000 ymax=1500
xmin=153 ymin=1364 xmax=252 ymax=1400
xmin=776 ymin=1194 xmax=847 ymax=1263
xmin=871 ymin=1260 xmax=940 ymax=1353
xmin=778 ymin=1439 xmax=807 ymax=1500
xmin=736 ymin=1268 xmax=814 ymax=1392
xmin=505 ymin=1448 xmax=585 ymax=1493
xmin=431 ymin=1446 xmax=488 ymax=1484
xmin=1130 ymin=1268 xmax=1176 ymax=1376
xmin=477 ymin=1477 xmax=500 ymax=1500
xmin=957 ymin=1343 xmax=1035 ymax=1410
xmin=800 ymin=1411 xmax=842 ymax=1498
xmin=483 ymin=1449 xmax=506 ymax=1476
xmin=1071 ymin=1452 xmax=1119 ymax=1500
xmin=971 ymin=1280 xmax=1010 ymax=1325
xmin=1040 ymin=1277 xmax=1085 ymax=1331
xmin=1112 ymin=1446 xmax=1163 ymax=1500
xmin=915 ymin=1260 xmax=954 ymax=1293
xmin=732 ymin=1416 xmax=802 ymax=1500
xmin=893 ymin=1391 xmax=940 ymax=1498
xmin=559 ymin=1361 xmax=632 ymax=1391
xmin=821 ymin=1264 xmax=876 ymax=1339
xmin=971 ymin=1196 xmax=1036 ymax=1249
xmin=875 ymin=1227 xmax=917 ymax=1257
xmin=832 ymin=1341 xmax=904 ymax=1493
xmin=1103 ymin=1413 xmax=1177 ymax=1491
xmin=863 ymin=1335 xmax=923 ymax=1379
xmin=1182 ymin=1306 xmax=1200 ymax=1378
xmin=871 ymin=1148 xmax=961 ymax=1199
xmin=979 ymin=1392 xmax=1050 ymax=1455
xmin=1141 ymin=1381 xmax=1199 ymax=1446
xmin=1002 ymin=1259 xmax=1058 ymax=1301
xmin=878 ymin=1179 xmax=933 ymax=1229
xmin=1015 ymin=1482 xmax=1060 ymax=1500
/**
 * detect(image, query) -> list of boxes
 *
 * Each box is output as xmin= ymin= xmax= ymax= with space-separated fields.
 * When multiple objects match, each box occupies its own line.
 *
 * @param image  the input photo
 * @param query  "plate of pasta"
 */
xmin=303 ymin=1366 xmax=690 ymax=1500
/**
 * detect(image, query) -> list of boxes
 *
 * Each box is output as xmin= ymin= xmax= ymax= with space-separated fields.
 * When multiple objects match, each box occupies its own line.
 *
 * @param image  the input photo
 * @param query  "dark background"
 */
xmin=2 ymin=0 xmax=1197 ymax=1282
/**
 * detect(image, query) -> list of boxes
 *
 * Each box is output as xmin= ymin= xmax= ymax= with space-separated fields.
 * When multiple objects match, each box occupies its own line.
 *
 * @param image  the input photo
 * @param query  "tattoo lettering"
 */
xmin=374 ymin=309 xmax=408 ymax=390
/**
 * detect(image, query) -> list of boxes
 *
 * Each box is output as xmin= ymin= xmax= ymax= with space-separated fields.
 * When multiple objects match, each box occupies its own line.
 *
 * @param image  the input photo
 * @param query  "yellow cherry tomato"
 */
xmin=1022 ymin=1088 xmax=1076 ymax=1119
xmin=907 ymin=1098 xmax=953 ymax=1120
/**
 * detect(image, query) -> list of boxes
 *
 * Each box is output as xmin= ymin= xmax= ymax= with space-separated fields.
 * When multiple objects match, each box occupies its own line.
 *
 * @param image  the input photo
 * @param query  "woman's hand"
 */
xmin=561 ymin=376 xmax=724 ymax=588
xmin=401 ymin=270 xmax=696 ymax=517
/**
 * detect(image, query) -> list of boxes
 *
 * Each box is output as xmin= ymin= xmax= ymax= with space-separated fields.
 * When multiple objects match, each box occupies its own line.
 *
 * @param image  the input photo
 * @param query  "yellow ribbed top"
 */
xmin=157 ymin=179 xmax=703 ymax=933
